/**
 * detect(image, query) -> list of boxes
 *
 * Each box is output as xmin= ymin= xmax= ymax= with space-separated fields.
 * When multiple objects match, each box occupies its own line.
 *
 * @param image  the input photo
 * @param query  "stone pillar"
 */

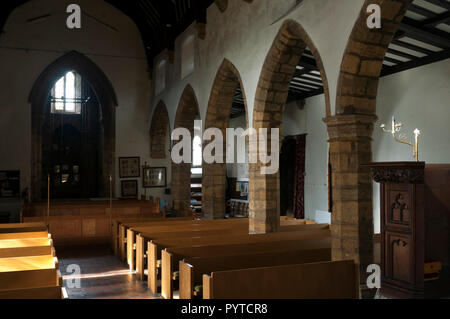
xmin=171 ymin=162 xmax=191 ymax=216
xmin=248 ymin=135 xmax=281 ymax=234
xmin=202 ymin=163 xmax=226 ymax=220
xmin=324 ymin=114 xmax=377 ymax=298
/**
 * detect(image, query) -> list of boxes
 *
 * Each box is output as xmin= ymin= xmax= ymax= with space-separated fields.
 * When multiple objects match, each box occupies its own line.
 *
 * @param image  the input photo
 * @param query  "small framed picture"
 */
xmin=143 ymin=167 xmax=167 ymax=188
xmin=119 ymin=157 xmax=140 ymax=178
xmin=121 ymin=180 xmax=138 ymax=198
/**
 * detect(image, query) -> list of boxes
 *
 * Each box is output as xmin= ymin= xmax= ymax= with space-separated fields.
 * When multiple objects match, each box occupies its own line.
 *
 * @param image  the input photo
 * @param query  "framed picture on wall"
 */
xmin=119 ymin=157 xmax=140 ymax=178
xmin=143 ymin=167 xmax=166 ymax=188
xmin=121 ymin=180 xmax=138 ymax=198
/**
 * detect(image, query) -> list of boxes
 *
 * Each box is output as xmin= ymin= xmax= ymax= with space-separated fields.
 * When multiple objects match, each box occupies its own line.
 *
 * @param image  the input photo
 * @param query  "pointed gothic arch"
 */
xmin=29 ymin=51 xmax=117 ymax=200
xmin=150 ymin=101 xmax=170 ymax=159
xmin=249 ymin=19 xmax=331 ymax=234
xmin=202 ymin=59 xmax=249 ymax=219
xmin=172 ymin=84 xmax=200 ymax=215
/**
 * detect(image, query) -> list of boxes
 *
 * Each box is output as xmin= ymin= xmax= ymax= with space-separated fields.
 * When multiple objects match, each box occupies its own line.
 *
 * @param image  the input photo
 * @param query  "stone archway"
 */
xmin=172 ymin=85 xmax=200 ymax=215
xmin=203 ymin=59 xmax=249 ymax=220
xmin=325 ymin=0 xmax=413 ymax=295
xmin=250 ymin=19 xmax=331 ymax=234
xmin=150 ymin=101 xmax=170 ymax=159
xmin=29 ymin=51 xmax=117 ymax=201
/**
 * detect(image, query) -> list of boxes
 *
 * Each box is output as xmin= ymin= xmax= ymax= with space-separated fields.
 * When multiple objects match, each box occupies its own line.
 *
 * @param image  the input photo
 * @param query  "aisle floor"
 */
xmin=58 ymin=245 xmax=161 ymax=299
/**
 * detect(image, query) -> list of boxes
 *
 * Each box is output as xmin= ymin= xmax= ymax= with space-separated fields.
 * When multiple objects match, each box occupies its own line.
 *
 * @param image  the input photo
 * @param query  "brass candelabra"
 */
xmin=380 ymin=116 xmax=421 ymax=162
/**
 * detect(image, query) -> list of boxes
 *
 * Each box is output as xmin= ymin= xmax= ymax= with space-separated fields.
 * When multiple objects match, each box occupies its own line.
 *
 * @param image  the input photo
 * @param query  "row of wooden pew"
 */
xmin=0 ymin=223 xmax=67 ymax=299
xmin=113 ymin=216 xmax=360 ymax=299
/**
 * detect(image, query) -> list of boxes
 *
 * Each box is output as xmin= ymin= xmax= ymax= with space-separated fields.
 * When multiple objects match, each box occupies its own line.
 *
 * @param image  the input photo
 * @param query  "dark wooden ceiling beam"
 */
xmin=421 ymin=0 xmax=450 ymax=11
xmin=386 ymin=47 xmax=419 ymax=60
xmin=422 ymin=11 xmax=450 ymax=26
xmin=381 ymin=48 xmax=450 ymax=77
xmin=391 ymin=39 xmax=435 ymax=55
xmin=398 ymin=17 xmax=450 ymax=49
xmin=408 ymin=3 xmax=438 ymax=18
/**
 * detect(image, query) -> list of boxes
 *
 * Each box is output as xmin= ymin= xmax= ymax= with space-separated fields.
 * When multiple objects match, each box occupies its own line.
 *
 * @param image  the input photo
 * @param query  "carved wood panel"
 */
xmin=385 ymin=232 xmax=414 ymax=284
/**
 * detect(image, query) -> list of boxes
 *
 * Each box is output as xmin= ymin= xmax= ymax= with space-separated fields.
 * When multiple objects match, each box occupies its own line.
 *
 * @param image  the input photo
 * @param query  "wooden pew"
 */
xmin=121 ymin=217 xmax=314 ymax=262
xmin=162 ymin=236 xmax=331 ymax=299
xmin=112 ymin=215 xmax=167 ymax=256
xmin=118 ymin=217 xmax=192 ymax=261
xmin=125 ymin=219 xmax=250 ymax=268
xmin=0 ymin=238 xmax=54 ymax=258
xmin=179 ymin=246 xmax=331 ymax=299
xmin=202 ymin=260 xmax=358 ymax=299
xmin=134 ymin=227 xmax=252 ymax=279
xmin=0 ymin=255 xmax=60 ymax=293
xmin=147 ymin=226 xmax=330 ymax=294
xmin=132 ymin=222 xmax=326 ymax=275
xmin=0 ymin=223 xmax=48 ymax=240
xmin=0 ymin=285 xmax=68 ymax=299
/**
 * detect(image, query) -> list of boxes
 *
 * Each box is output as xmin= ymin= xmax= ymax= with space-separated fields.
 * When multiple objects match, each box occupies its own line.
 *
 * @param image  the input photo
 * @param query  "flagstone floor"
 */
xmin=58 ymin=245 xmax=161 ymax=299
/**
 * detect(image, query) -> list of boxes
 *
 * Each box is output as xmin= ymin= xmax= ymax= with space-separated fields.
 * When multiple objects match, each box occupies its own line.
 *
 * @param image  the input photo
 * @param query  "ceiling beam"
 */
xmin=381 ymin=49 xmax=450 ymax=77
xmin=398 ymin=17 xmax=450 ymax=49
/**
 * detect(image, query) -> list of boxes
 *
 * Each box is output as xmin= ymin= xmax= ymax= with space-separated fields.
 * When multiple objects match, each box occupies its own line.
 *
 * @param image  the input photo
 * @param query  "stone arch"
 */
xmin=28 ymin=50 xmax=117 ymax=201
xmin=336 ymin=0 xmax=412 ymax=116
xmin=250 ymin=19 xmax=331 ymax=234
xmin=202 ymin=59 xmax=249 ymax=220
xmin=172 ymin=84 xmax=200 ymax=215
xmin=326 ymin=0 xmax=413 ymax=295
xmin=150 ymin=101 xmax=170 ymax=159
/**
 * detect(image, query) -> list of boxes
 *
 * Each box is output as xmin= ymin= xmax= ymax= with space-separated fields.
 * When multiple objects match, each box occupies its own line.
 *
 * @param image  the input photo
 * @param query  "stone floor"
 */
xmin=58 ymin=245 xmax=161 ymax=299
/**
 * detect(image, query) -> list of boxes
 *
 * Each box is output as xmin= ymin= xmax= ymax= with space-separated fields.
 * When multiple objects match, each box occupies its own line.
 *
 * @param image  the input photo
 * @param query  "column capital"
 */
xmin=323 ymin=114 xmax=378 ymax=141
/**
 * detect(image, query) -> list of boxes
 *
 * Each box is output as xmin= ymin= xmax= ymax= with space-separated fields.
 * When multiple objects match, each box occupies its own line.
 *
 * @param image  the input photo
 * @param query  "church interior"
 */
xmin=0 ymin=0 xmax=449 ymax=300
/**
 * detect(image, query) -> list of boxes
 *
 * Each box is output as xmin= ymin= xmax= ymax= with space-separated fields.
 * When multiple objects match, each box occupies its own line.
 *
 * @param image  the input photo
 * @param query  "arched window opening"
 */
xmin=50 ymin=71 xmax=84 ymax=114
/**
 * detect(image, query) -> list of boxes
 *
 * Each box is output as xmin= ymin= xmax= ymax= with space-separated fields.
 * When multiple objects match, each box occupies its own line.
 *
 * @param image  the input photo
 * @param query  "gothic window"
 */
xmin=50 ymin=71 xmax=82 ymax=114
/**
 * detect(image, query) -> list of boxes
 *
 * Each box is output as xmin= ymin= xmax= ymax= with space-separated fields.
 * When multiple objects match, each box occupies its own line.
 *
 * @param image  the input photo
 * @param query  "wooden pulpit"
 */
xmin=365 ymin=162 xmax=450 ymax=298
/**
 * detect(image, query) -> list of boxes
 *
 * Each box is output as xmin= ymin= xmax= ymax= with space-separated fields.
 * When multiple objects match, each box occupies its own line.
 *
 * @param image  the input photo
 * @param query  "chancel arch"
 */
xmin=172 ymin=84 xmax=201 ymax=215
xmin=29 ymin=51 xmax=117 ymax=201
xmin=202 ymin=59 xmax=249 ymax=220
xmin=249 ymin=19 xmax=331 ymax=234
xmin=150 ymin=101 xmax=170 ymax=159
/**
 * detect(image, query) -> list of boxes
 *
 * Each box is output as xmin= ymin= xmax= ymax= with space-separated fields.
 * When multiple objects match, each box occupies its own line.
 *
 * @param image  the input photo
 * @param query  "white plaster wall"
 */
xmin=282 ymin=96 xmax=329 ymax=221
xmin=152 ymin=0 xmax=366 ymax=129
xmin=0 ymin=0 xmax=152 ymax=198
xmin=372 ymin=59 xmax=450 ymax=233
xmin=279 ymin=59 xmax=450 ymax=228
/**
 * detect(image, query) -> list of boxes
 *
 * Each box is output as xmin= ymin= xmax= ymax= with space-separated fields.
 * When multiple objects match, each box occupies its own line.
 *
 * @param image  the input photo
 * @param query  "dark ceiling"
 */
xmin=0 ymin=0 xmax=214 ymax=67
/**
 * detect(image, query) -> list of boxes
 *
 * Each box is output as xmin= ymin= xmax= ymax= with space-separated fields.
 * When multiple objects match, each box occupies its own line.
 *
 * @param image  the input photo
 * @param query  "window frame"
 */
xmin=50 ymin=71 xmax=82 ymax=115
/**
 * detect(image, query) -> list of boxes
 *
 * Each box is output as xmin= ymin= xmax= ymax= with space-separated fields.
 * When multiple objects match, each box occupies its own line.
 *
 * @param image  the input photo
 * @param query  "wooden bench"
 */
xmin=0 ymin=255 xmax=65 ymax=299
xmin=118 ymin=217 xmax=193 ymax=261
xmin=202 ymin=260 xmax=358 ymax=299
xmin=24 ymin=199 xmax=166 ymax=246
xmin=147 ymin=226 xmax=330 ymax=294
xmin=0 ymin=238 xmax=54 ymax=258
xmin=112 ymin=216 xmax=167 ymax=257
xmin=161 ymin=236 xmax=331 ymax=299
xmin=0 ymin=285 xmax=68 ymax=299
xmin=126 ymin=219 xmax=250 ymax=268
xmin=131 ymin=222 xmax=326 ymax=275
xmin=0 ymin=223 xmax=49 ymax=240
xmin=179 ymin=246 xmax=331 ymax=299
xmin=134 ymin=227 xmax=252 ymax=279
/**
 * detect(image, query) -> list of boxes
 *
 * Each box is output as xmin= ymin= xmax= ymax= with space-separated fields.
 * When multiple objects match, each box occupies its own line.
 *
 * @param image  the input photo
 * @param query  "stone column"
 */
xmin=202 ymin=163 xmax=226 ymax=220
xmin=324 ymin=114 xmax=377 ymax=298
xmin=171 ymin=162 xmax=191 ymax=216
